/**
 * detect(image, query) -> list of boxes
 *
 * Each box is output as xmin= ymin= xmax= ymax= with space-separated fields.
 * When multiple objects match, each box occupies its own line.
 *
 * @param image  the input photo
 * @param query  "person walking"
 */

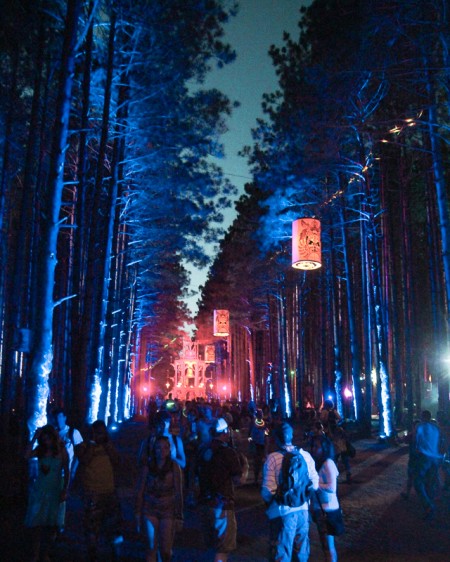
xmin=185 ymin=415 xmax=214 ymax=507
xmin=138 ymin=410 xmax=186 ymax=469
xmin=52 ymin=407 xmax=83 ymax=485
xmin=261 ymin=421 xmax=319 ymax=562
xmin=24 ymin=424 xmax=70 ymax=562
xmin=310 ymin=434 xmax=343 ymax=562
xmin=75 ymin=420 xmax=123 ymax=561
xmin=196 ymin=417 xmax=248 ymax=562
xmin=413 ymin=410 xmax=444 ymax=520
xmin=320 ymin=400 xmax=341 ymax=437
xmin=135 ymin=435 xmax=184 ymax=562
xmin=248 ymin=409 xmax=269 ymax=484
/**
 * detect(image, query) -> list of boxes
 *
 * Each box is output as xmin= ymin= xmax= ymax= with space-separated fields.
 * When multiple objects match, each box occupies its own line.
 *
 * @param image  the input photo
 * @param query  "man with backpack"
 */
xmin=261 ymin=421 xmax=319 ymax=562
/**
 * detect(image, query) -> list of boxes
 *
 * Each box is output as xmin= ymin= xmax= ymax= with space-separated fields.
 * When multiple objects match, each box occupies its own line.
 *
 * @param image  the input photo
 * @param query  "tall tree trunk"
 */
xmin=71 ymin=0 xmax=95 ymax=425
xmin=339 ymin=204 xmax=363 ymax=421
xmin=361 ymin=192 xmax=373 ymax=435
xmin=425 ymin=176 xmax=446 ymax=419
xmin=295 ymin=279 xmax=306 ymax=411
xmin=425 ymin=67 xmax=450 ymax=414
xmin=101 ymin=75 xmax=129 ymax=422
xmin=368 ymin=219 xmax=393 ymax=437
xmin=398 ymin=163 xmax=414 ymax=427
xmin=84 ymin=8 xmax=117 ymax=421
xmin=329 ymin=230 xmax=344 ymax=418
xmin=0 ymin=46 xmax=20 ymax=436
xmin=280 ymin=278 xmax=291 ymax=416
xmin=246 ymin=326 xmax=256 ymax=401
xmin=27 ymin=0 xmax=81 ymax=437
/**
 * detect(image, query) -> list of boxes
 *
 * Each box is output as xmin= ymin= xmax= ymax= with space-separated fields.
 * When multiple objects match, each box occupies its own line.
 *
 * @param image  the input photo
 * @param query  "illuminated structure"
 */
xmin=292 ymin=218 xmax=322 ymax=270
xmin=170 ymin=339 xmax=211 ymax=400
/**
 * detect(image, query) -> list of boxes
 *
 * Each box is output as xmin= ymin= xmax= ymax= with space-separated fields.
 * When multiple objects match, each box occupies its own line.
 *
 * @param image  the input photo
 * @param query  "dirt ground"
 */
xmin=1 ymin=418 xmax=449 ymax=561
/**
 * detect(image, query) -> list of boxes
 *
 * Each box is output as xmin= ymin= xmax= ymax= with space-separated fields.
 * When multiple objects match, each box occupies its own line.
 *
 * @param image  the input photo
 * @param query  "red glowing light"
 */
xmin=343 ymin=387 xmax=353 ymax=399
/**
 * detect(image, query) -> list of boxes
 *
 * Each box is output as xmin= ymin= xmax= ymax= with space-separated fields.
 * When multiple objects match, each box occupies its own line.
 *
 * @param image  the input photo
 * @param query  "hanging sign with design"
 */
xmin=292 ymin=218 xmax=322 ymax=270
xmin=213 ymin=309 xmax=230 ymax=336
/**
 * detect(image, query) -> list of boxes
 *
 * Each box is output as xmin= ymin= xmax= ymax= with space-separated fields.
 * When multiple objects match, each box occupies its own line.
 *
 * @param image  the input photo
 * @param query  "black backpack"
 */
xmin=275 ymin=448 xmax=312 ymax=507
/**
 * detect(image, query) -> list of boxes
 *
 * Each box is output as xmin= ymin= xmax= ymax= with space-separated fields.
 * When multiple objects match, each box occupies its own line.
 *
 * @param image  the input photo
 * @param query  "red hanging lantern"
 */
xmin=213 ymin=309 xmax=229 ymax=337
xmin=292 ymin=218 xmax=322 ymax=270
xmin=205 ymin=344 xmax=215 ymax=363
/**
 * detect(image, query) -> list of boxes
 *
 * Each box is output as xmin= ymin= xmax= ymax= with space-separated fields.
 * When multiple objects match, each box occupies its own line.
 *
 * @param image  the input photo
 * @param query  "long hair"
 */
xmin=148 ymin=435 xmax=173 ymax=478
xmin=310 ymin=434 xmax=335 ymax=471
xmin=37 ymin=424 xmax=62 ymax=457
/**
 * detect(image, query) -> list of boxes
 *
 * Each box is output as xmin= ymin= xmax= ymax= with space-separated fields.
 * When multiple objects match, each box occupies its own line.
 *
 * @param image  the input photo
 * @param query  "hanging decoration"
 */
xmin=205 ymin=345 xmax=216 ymax=363
xmin=291 ymin=218 xmax=322 ymax=270
xmin=213 ymin=309 xmax=230 ymax=337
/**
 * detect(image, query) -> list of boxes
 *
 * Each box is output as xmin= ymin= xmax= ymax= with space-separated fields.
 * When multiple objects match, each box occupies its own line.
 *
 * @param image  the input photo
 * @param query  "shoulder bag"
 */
xmin=314 ymin=491 xmax=345 ymax=536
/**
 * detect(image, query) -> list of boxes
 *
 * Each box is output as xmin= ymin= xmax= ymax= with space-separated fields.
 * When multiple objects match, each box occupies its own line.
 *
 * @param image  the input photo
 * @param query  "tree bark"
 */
xmin=27 ymin=0 xmax=81 ymax=436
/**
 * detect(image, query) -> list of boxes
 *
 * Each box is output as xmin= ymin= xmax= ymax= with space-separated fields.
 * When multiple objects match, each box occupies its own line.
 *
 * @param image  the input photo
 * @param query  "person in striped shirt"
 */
xmin=261 ymin=422 xmax=319 ymax=562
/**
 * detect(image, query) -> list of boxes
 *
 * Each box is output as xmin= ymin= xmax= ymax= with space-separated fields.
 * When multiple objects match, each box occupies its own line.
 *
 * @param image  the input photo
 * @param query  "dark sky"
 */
xmin=206 ymin=1 xmax=308 ymax=214
xmin=185 ymin=0 xmax=311 ymax=318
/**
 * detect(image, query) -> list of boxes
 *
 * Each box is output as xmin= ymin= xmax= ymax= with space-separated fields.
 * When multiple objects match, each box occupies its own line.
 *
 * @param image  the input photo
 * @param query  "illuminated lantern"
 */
xmin=205 ymin=344 xmax=216 ymax=363
xmin=292 ymin=218 xmax=322 ymax=270
xmin=213 ymin=309 xmax=229 ymax=337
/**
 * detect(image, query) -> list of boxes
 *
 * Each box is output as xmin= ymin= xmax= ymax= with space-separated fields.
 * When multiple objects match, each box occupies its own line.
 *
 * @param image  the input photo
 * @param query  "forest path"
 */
xmin=1 ymin=418 xmax=449 ymax=561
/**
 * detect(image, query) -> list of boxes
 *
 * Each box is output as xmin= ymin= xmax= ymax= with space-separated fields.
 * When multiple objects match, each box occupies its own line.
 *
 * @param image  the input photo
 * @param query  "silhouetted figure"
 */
xmin=196 ymin=417 xmax=248 ymax=562
xmin=320 ymin=400 xmax=341 ymax=437
xmin=135 ymin=435 xmax=184 ymax=562
xmin=248 ymin=409 xmax=269 ymax=484
xmin=413 ymin=410 xmax=444 ymax=520
xmin=75 ymin=420 xmax=123 ymax=561
xmin=52 ymin=407 xmax=83 ymax=486
xmin=138 ymin=410 xmax=186 ymax=469
xmin=24 ymin=424 xmax=69 ymax=562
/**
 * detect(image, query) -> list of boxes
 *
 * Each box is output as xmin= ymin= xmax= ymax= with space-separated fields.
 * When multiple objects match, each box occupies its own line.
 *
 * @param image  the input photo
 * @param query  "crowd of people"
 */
xmin=21 ymin=398 xmax=449 ymax=562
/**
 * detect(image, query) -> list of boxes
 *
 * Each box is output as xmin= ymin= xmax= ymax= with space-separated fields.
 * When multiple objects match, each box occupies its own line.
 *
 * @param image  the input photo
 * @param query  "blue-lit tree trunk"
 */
xmin=397 ymin=166 xmax=414 ymax=428
xmin=84 ymin=8 xmax=117 ymax=423
xmin=27 ymin=0 xmax=81 ymax=437
xmin=361 ymin=214 xmax=373 ymax=431
xmin=425 ymin=68 xmax=450 ymax=415
xmin=358 ymin=125 xmax=393 ymax=437
xmin=70 ymin=0 xmax=95 ymax=424
xmin=276 ymin=278 xmax=289 ymax=417
xmin=368 ymin=216 xmax=393 ymax=438
xmin=101 ymin=75 xmax=130 ymax=424
xmin=329 ymin=227 xmax=343 ymax=418
xmin=339 ymin=204 xmax=364 ymax=422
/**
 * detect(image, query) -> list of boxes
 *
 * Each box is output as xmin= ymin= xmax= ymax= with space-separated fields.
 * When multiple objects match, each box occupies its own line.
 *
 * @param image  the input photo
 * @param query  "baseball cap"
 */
xmin=214 ymin=417 xmax=229 ymax=434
